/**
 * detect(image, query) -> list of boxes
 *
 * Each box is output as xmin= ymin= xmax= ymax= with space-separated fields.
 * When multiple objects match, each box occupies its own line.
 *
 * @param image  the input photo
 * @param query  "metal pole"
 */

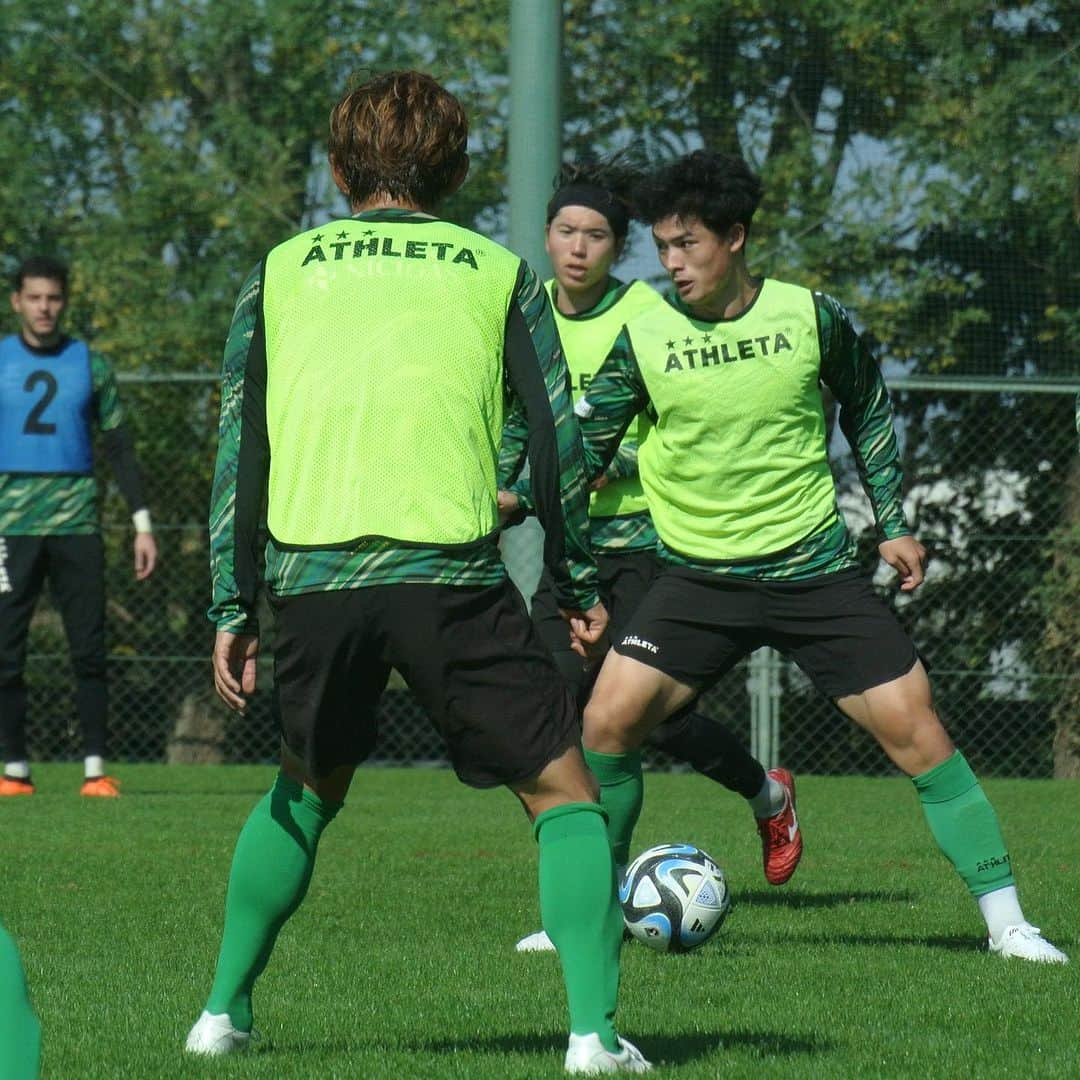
xmin=749 ymin=648 xmax=782 ymax=769
xmin=508 ymin=0 xmax=561 ymax=278
xmin=765 ymin=646 xmax=782 ymax=770
xmin=503 ymin=0 xmax=563 ymax=604
xmin=749 ymin=650 xmax=766 ymax=765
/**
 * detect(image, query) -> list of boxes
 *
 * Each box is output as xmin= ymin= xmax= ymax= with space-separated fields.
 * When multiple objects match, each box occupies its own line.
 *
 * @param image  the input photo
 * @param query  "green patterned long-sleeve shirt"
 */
xmin=577 ymin=286 xmax=910 ymax=580
xmin=208 ymin=209 xmax=598 ymax=633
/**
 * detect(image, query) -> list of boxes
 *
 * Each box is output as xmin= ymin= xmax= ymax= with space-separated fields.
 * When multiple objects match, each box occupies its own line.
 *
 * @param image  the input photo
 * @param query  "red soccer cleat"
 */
xmin=0 ymin=776 xmax=34 ymax=796
xmin=756 ymin=767 xmax=802 ymax=885
xmin=80 ymin=776 xmax=121 ymax=798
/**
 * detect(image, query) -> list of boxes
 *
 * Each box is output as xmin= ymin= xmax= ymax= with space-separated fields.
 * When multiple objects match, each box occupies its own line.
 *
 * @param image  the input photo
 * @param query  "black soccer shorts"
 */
xmin=269 ymin=579 xmax=579 ymax=787
xmin=612 ymin=565 xmax=919 ymax=700
xmin=530 ymin=548 xmax=657 ymax=687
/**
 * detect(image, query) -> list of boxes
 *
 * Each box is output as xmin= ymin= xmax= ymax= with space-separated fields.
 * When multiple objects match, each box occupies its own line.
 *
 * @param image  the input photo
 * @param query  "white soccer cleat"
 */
xmin=988 ymin=924 xmax=1069 ymax=964
xmin=184 ymin=1010 xmax=253 ymax=1056
xmin=565 ymin=1032 xmax=652 ymax=1074
xmin=515 ymin=929 xmax=556 ymax=952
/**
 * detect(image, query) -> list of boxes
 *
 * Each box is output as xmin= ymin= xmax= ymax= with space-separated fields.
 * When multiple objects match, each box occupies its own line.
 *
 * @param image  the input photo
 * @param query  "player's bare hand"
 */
xmin=497 ymin=490 xmax=525 ymax=528
xmin=560 ymin=601 xmax=610 ymax=660
xmin=589 ymin=473 xmax=610 ymax=492
xmin=213 ymin=631 xmax=259 ymax=712
xmin=134 ymin=532 xmax=158 ymax=580
xmin=879 ymin=535 xmax=927 ymax=592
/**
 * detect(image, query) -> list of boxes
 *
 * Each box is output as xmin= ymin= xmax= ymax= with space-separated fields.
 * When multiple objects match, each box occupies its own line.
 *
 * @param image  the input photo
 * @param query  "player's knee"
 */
xmin=582 ymin=694 xmax=617 ymax=741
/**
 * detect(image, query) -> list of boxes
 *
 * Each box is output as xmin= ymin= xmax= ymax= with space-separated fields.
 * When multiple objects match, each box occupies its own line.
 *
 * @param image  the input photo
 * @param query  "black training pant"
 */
xmin=0 ymin=534 xmax=108 ymax=761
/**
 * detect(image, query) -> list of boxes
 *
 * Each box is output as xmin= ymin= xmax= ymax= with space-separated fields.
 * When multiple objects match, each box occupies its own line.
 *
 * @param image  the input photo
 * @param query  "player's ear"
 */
xmin=729 ymin=223 xmax=747 ymax=254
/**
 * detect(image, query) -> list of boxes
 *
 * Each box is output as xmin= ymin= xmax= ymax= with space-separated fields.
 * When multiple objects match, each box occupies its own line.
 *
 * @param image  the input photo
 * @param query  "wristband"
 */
xmin=132 ymin=509 xmax=153 ymax=534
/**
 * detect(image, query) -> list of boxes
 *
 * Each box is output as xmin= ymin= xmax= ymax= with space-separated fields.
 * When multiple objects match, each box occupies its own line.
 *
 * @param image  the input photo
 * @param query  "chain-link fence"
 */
xmin=9 ymin=1 xmax=1076 ymax=776
xmin=18 ymin=373 xmax=1079 ymax=776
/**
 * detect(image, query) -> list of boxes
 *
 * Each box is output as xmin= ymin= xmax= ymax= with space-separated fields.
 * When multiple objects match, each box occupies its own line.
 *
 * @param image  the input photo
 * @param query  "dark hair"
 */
xmin=545 ymin=156 xmax=643 ymax=241
xmin=13 ymin=256 xmax=69 ymax=294
xmin=328 ymin=70 xmax=469 ymax=208
xmin=634 ymin=151 xmax=763 ymax=240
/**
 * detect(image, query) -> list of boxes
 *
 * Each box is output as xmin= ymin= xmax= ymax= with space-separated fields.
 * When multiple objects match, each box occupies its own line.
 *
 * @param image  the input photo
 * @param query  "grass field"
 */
xmin=3 ymin=764 xmax=1078 ymax=1079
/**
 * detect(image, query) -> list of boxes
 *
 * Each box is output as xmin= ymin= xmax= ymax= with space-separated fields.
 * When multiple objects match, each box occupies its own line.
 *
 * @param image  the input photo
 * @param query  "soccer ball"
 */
xmin=619 ymin=843 xmax=731 ymax=953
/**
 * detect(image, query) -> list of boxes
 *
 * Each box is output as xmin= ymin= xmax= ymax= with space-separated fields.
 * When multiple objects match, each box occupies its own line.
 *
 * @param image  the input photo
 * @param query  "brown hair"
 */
xmin=329 ymin=71 xmax=468 ymax=209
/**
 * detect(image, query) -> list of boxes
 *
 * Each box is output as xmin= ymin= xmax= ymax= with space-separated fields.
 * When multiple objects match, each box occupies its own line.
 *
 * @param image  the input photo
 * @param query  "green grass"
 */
xmin=3 ymin=765 xmax=1078 ymax=1078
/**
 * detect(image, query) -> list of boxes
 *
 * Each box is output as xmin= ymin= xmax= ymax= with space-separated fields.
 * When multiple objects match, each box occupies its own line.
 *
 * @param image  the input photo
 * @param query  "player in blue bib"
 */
xmin=1 ymin=257 xmax=158 ymax=797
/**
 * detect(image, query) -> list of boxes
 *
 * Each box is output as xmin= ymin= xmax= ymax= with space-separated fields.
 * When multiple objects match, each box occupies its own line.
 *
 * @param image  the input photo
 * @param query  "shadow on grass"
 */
xmin=735 ymin=928 xmax=978 ymax=953
xmin=735 ymin=888 xmax=919 ymax=908
xmin=270 ymin=1029 xmax=833 ymax=1066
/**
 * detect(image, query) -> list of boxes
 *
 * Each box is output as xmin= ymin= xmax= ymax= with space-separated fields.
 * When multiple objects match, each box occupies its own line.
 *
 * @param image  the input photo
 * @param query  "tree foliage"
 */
xmin=2 ymin=0 xmax=1076 ymax=769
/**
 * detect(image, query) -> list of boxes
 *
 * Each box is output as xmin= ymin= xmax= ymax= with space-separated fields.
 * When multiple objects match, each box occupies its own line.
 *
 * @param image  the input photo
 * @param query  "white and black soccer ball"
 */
xmin=619 ymin=843 xmax=731 ymax=953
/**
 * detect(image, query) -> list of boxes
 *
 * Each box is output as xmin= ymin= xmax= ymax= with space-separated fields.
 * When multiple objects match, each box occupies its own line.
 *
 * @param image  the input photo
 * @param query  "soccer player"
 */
xmin=0 ymin=257 xmax=158 ymax=798
xmin=185 ymin=72 xmax=650 ymax=1073
xmin=574 ymin=151 xmax=1067 ymax=964
xmin=0 ymin=921 xmax=41 ymax=1079
xmin=502 ymin=162 xmax=800 ymax=955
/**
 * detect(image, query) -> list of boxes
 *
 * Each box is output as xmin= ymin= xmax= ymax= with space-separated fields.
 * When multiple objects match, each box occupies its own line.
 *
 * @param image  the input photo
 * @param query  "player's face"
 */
xmin=545 ymin=207 xmax=620 ymax=294
xmin=652 ymin=216 xmax=743 ymax=312
xmin=11 ymin=276 xmax=67 ymax=347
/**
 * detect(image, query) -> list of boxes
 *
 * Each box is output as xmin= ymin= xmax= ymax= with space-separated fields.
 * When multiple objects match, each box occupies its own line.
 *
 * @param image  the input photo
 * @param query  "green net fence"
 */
xmin=18 ymin=375 xmax=1078 ymax=776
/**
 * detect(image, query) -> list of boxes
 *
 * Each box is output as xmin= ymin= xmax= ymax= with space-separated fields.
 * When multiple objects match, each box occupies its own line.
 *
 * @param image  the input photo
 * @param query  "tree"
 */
xmin=2 ymin=0 xmax=1075 ymax=771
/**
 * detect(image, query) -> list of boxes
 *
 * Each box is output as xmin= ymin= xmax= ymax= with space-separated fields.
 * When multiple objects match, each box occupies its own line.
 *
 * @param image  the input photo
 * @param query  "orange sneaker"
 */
xmin=0 ymin=776 xmax=34 ymax=796
xmin=756 ymin=767 xmax=802 ymax=885
xmin=80 ymin=775 xmax=121 ymax=798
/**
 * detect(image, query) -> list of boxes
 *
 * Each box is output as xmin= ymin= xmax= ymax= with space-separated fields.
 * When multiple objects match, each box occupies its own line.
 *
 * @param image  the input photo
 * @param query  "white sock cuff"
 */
xmin=978 ymin=885 xmax=1025 ymax=943
xmin=750 ymin=775 xmax=785 ymax=819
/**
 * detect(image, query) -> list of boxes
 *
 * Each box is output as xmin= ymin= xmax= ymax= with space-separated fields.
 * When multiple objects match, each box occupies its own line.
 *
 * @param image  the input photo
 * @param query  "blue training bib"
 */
xmin=0 ymin=335 xmax=94 ymax=474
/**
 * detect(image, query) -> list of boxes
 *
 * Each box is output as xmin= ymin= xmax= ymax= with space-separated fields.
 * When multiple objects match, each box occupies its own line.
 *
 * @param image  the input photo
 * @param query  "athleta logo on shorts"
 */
xmin=621 ymin=634 xmax=659 ymax=654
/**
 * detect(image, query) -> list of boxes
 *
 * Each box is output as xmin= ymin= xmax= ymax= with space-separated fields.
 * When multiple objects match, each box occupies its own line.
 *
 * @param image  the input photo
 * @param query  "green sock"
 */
xmin=583 ymin=749 xmax=643 ymax=867
xmin=535 ymin=802 xmax=622 ymax=1052
xmin=205 ymin=774 xmax=342 ymax=1030
xmin=913 ymin=750 xmax=1015 ymax=898
xmin=0 ymin=923 xmax=41 ymax=1080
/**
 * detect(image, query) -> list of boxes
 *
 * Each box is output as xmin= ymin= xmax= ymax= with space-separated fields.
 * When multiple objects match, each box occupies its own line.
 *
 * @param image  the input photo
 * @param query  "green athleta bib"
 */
xmin=263 ymin=219 xmax=521 ymax=547
xmin=548 ymin=279 xmax=661 ymax=519
xmin=630 ymin=278 xmax=837 ymax=560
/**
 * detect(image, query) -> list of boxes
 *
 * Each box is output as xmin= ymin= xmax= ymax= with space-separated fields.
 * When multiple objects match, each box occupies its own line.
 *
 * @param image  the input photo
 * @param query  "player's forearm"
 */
xmin=840 ymin=401 xmax=910 ymax=539
xmin=819 ymin=293 xmax=910 ymax=539
xmin=503 ymin=264 xmax=598 ymax=606
xmin=207 ymin=263 xmax=266 ymax=633
xmin=497 ymin=404 xmax=529 ymax=489
xmin=100 ymin=425 xmax=149 ymax=516
xmin=576 ymin=403 xmax=635 ymax=482
xmin=208 ymin=467 xmax=261 ymax=633
xmin=527 ymin=384 xmax=597 ymax=607
xmin=607 ymin=442 xmax=639 ymax=482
